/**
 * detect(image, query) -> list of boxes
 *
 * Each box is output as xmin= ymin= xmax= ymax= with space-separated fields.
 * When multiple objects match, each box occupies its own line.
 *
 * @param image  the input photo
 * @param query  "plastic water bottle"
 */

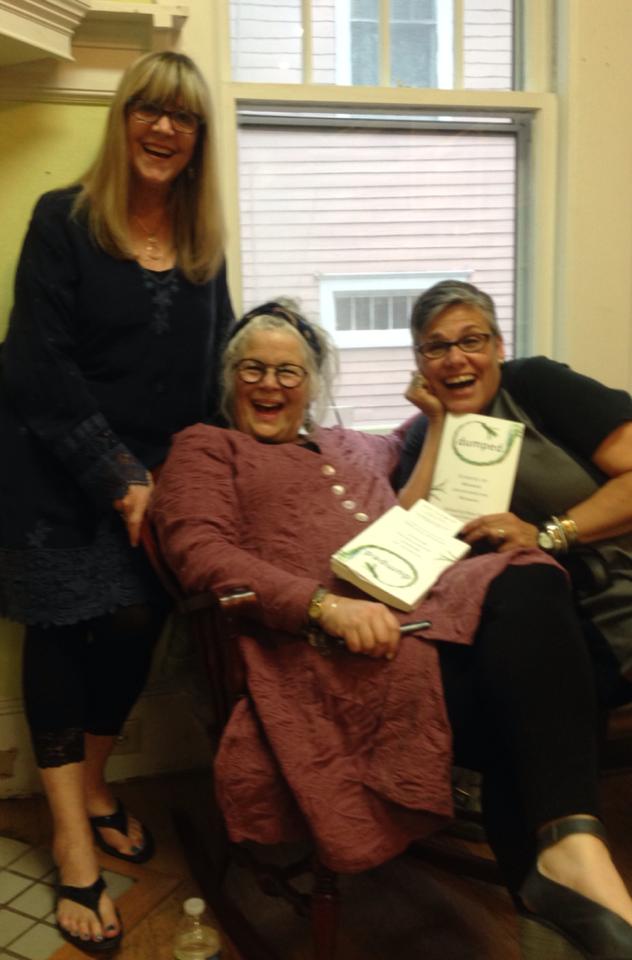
xmin=173 ymin=898 xmax=221 ymax=960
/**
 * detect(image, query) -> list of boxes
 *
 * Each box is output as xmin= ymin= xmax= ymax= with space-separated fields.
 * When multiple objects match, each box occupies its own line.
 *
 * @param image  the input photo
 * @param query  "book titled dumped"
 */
xmin=330 ymin=498 xmax=470 ymax=612
xmin=429 ymin=412 xmax=525 ymax=522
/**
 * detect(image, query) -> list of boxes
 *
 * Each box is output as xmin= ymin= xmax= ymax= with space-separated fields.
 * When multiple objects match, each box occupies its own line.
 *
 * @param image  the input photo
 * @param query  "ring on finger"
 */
xmin=496 ymin=527 xmax=506 ymax=541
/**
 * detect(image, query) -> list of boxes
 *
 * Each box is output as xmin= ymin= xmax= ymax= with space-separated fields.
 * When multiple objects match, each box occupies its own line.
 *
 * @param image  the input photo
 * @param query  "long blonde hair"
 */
xmin=73 ymin=51 xmax=224 ymax=284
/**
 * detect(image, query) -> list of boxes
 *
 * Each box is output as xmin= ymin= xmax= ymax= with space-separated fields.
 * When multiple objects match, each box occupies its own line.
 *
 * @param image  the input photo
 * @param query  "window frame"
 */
xmin=335 ymin=0 xmax=454 ymax=89
xmin=213 ymin=0 xmax=557 ymax=361
xmin=237 ymin=99 xmax=536 ymax=357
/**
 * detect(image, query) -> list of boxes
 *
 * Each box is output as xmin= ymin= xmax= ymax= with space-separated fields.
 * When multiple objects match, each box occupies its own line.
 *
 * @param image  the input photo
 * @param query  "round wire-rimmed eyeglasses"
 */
xmin=235 ymin=359 xmax=308 ymax=389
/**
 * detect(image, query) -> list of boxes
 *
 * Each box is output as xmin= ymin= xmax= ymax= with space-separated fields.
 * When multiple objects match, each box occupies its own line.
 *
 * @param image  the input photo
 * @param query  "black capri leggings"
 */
xmin=22 ymin=602 xmax=167 ymax=769
xmin=440 ymin=563 xmax=602 ymax=893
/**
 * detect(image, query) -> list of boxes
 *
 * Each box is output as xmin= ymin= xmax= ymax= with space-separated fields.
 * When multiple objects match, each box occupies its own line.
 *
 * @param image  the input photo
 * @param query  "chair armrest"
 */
xmin=178 ymin=587 xmax=258 ymax=617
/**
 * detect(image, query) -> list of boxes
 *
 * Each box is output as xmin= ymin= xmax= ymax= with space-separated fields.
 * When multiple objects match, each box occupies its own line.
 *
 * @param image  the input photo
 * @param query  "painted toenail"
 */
xmin=131 ymin=845 xmax=140 ymax=853
xmin=106 ymin=924 xmax=117 ymax=931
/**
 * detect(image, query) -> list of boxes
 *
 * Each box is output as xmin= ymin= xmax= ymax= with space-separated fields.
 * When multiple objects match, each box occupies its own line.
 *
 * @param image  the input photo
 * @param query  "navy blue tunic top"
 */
xmin=0 ymin=188 xmax=233 ymax=625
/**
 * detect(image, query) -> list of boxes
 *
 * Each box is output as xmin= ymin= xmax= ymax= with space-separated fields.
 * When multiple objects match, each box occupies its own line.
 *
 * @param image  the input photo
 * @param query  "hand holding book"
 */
xmin=428 ymin=412 xmax=524 ymax=522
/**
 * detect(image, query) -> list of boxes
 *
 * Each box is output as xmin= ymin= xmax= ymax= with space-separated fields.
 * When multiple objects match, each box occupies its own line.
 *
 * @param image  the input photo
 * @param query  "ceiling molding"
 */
xmin=85 ymin=0 xmax=188 ymax=32
xmin=0 ymin=0 xmax=90 ymax=64
xmin=0 ymin=0 xmax=189 ymax=99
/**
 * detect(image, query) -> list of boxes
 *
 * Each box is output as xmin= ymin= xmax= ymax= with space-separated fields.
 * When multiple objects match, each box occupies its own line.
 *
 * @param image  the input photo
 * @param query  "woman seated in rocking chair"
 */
xmin=152 ymin=300 xmax=632 ymax=960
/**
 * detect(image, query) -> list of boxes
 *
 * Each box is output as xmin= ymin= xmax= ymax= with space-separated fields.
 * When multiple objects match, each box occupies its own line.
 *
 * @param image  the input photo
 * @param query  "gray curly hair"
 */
xmin=221 ymin=299 xmax=338 ymax=429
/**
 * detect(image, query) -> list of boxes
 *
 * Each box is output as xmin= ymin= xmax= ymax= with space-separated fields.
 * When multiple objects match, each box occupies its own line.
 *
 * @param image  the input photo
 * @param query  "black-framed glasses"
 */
xmin=235 ymin=359 xmax=308 ymax=389
xmin=415 ymin=332 xmax=493 ymax=361
xmin=127 ymin=99 xmax=202 ymax=135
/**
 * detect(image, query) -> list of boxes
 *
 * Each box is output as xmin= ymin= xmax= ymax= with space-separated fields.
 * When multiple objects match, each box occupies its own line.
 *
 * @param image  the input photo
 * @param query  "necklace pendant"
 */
xmin=145 ymin=236 xmax=161 ymax=261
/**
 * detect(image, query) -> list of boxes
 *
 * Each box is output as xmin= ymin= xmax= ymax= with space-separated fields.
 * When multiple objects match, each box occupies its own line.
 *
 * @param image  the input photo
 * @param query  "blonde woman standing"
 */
xmin=0 ymin=51 xmax=232 ymax=951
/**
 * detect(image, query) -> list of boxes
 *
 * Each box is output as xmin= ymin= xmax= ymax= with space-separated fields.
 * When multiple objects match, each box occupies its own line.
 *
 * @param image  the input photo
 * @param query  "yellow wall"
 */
xmin=0 ymin=100 xmax=108 ymax=696
xmin=553 ymin=0 xmax=632 ymax=389
xmin=0 ymin=101 xmax=108 ymax=335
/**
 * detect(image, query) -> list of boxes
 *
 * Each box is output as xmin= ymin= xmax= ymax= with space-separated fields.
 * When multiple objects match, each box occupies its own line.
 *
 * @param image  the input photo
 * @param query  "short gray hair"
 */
xmin=221 ymin=301 xmax=337 ymax=428
xmin=410 ymin=280 xmax=500 ymax=339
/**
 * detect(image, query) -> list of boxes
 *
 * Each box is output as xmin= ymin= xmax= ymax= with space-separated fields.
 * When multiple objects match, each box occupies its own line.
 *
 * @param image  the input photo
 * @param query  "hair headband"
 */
xmin=227 ymin=301 xmax=323 ymax=364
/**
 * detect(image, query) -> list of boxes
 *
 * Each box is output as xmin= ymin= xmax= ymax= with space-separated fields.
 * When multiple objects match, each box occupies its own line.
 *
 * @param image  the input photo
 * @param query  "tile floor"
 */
xmin=0 ymin=836 xmax=134 ymax=960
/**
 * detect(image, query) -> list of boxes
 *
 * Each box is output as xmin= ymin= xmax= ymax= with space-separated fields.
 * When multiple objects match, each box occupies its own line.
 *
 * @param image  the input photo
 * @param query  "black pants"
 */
xmin=22 ymin=602 xmax=167 ymax=769
xmin=439 ymin=563 xmax=611 ymax=894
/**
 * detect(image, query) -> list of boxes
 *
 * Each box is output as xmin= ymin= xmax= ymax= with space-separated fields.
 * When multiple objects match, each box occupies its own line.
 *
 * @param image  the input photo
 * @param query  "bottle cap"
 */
xmin=183 ymin=897 xmax=206 ymax=917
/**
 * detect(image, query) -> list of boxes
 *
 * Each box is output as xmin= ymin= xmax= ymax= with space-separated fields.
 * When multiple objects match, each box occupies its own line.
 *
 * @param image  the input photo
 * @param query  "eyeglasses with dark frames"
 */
xmin=127 ymin=99 xmax=202 ymax=135
xmin=415 ymin=332 xmax=493 ymax=361
xmin=235 ymin=359 xmax=308 ymax=389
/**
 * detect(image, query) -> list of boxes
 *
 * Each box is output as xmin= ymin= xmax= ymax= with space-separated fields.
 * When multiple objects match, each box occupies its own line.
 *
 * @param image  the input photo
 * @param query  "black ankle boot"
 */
xmin=518 ymin=817 xmax=632 ymax=960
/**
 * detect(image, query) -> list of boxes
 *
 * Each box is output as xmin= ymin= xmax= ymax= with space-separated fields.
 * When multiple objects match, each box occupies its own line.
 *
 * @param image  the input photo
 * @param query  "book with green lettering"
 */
xmin=429 ymin=412 xmax=524 ymax=522
xmin=330 ymin=498 xmax=470 ymax=612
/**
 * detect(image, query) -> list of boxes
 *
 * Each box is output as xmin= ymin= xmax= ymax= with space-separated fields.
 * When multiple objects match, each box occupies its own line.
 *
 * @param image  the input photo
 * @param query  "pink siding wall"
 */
xmin=464 ymin=0 xmax=513 ymax=90
xmin=238 ymin=125 xmax=515 ymax=427
xmin=230 ymin=1 xmax=303 ymax=83
xmin=312 ymin=0 xmax=336 ymax=83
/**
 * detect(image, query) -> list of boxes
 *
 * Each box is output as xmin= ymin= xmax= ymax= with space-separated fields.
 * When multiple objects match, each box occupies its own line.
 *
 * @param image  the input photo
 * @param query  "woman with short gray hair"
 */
xmin=399 ymin=277 xmax=632 ymax=959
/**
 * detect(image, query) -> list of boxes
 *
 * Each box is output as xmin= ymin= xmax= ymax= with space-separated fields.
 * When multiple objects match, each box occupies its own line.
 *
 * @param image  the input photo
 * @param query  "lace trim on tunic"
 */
xmin=53 ymin=412 xmax=148 ymax=505
xmin=31 ymin=726 xmax=84 ymax=768
xmin=140 ymin=266 xmax=180 ymax=335
xmin=0 ymin=519 xmax=161 ymax=626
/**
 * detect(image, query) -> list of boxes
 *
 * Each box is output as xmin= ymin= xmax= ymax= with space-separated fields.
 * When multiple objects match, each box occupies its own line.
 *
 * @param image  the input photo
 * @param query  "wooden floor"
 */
xmin=1 ymin=766 xmax=631 ymax=960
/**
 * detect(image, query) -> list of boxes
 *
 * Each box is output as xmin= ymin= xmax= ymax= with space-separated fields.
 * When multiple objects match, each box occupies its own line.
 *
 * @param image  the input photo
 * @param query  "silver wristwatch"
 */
xmin=536 ymin=527 xmax=556 ymax=553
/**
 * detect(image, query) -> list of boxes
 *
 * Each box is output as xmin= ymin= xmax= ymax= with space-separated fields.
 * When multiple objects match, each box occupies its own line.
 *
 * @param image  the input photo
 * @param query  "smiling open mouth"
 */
xmin=142 ymin=144 xmax=175 ymax=158
xmin=445 ymin=375 xmax=476 ymax=389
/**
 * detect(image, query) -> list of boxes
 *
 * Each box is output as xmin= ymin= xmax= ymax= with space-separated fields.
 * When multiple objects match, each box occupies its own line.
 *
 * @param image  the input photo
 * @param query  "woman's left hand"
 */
xmin=460 ymin=512 xmax=539 ymax=553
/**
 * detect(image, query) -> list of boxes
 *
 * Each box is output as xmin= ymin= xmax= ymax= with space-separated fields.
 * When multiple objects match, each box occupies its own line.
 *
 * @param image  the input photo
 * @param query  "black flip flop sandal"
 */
xmin=89 ymin=798 xmax=155 ymax=864
xmin=57 ymin=874 xmax=123 ymax=954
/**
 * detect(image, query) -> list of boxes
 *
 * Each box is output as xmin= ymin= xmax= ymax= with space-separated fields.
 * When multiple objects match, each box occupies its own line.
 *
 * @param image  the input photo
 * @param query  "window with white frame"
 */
xmin=237 ymin=110 xmax=521 ymax=428
xmin=336 ymin=0 xmax=453 ymax=88
xmin=227 ymin=0 xmax=543 ymax=428
xmin=320 ymin=271 xmax=469 ymax=348
xmin=229 ymin=0 xmax=512 ymax=90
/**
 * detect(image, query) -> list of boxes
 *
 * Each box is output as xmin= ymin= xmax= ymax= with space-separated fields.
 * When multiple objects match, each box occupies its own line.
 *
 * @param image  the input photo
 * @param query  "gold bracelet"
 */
xmin=559 ymin=514 xmax=579 ymax=546
xmin=550 ymin=516 xmax=569 ymax=552
xmin=307 ymin=586 xmax=328 ymax=624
